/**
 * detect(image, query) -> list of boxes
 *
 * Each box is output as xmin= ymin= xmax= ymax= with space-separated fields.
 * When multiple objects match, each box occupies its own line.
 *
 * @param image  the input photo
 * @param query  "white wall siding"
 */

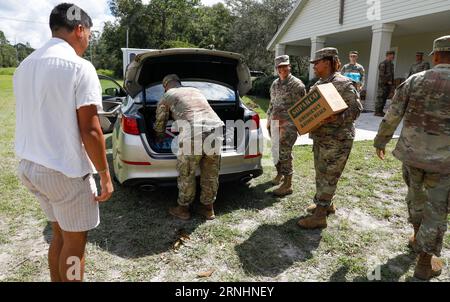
xmin=279 ymin=0 xmax=450 ymax=44
xmin=327 ymin=30 xmax=448 ymax=79
xmin=391 ymin=30 xmax=449 ymax=78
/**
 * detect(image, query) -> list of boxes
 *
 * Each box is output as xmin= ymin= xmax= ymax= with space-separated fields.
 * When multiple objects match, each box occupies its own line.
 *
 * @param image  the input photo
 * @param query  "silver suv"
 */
xmin=111 ymin=48 xmax=264 ymax=190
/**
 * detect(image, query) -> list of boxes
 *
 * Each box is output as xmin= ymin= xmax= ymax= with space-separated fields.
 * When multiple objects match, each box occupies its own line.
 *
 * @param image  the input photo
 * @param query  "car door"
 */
xmin=98 ymin=75 xmax=127 ymax=133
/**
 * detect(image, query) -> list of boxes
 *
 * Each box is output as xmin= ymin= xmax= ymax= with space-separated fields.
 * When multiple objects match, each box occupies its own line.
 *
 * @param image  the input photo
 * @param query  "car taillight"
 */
xmin=250 ymin=113 xmax=260 ymax=130
xmin=122 ymin=115 xmax=140 ymax=135
xmin=244 ymin=153 xmax=262 ymax=159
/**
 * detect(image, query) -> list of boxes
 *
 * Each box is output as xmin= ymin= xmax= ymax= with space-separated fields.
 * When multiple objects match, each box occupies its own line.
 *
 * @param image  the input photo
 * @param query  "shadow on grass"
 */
xmin=329 ymin=251 xmax=417 ymax=282
xmin=235 ymin=218 xmax=322 ymax=277
xmin=42 ymin=171 xmax=280 ymax=259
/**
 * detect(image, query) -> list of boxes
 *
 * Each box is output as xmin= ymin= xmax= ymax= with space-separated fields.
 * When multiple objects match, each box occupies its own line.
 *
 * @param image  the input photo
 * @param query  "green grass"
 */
xmin=242 ymin=95 xmax=269 ymax=119
xmin=96 ymin=69 xmax=116 ymax=78
xmin=0 ymin=68 xmax=16 ymax=75
xmin=1 ymin=72 xmax=449 ymax=282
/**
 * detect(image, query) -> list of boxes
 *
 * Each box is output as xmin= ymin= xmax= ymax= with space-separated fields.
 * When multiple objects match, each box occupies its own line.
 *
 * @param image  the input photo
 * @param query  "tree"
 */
xmin=225 ymin=0 xmax=295 ymax=74
xmin=15 ymin=42 xmax=34 ymax=62
xmin=94 ymin=0 xmax=299 ymax=77
xmin=190 ymin=3 xmax=235 ymax=51
xmin=0 ymin=30 xmax=18 ymax=67
xmin=99 ymin=0 xmax=203 ymax=75
xmin=0 ymin=31 xmax=8 ymax=45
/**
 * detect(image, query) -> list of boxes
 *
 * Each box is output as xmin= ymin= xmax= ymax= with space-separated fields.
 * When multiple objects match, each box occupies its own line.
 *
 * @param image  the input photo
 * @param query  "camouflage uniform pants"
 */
xmin=403 ymin=164 xmax=450 ymax=257
xmin=176 ymin=133 xmax=222 ymax=206
xmin=313 ymin=138 xmax=354 ymax=207
xmin=271 ymin=122 xmax=298 ymax=176
xmin=376 ymin=84 xmax=391 ymax=114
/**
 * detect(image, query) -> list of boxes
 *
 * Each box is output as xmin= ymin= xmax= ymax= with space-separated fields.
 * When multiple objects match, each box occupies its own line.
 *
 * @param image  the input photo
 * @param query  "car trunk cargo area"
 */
xmin=139 ymin=103 xmax=245 ymax=154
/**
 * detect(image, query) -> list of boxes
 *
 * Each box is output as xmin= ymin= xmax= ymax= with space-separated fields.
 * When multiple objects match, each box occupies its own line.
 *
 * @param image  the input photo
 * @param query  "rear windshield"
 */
xmin=140 ymin=81 xmax=237 ymax=103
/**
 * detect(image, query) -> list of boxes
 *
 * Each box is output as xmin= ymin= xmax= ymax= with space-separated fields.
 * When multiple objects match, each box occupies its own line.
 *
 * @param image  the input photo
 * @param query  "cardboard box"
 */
xmin=288 ymin=83 xmax=349 ymax=135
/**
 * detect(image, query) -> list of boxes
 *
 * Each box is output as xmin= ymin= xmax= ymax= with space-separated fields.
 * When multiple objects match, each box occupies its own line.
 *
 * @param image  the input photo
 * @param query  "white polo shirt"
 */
xmin=14 ymin=38 xmax=102 ymax=178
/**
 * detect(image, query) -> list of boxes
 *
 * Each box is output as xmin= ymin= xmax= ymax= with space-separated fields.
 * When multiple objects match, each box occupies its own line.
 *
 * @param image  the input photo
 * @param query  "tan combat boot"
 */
xmin=169 ymin=205 xmax=191 ymax=220
xmin=271 ymin=174 xmax=284 ymax=186
xmin=306 ymin=203 xmax=336 ymax=216
xmin=297 ymin=205 xmax=328 ymax=229
xmin=199 ymin=204 xmax=216 ymax=220
xmin=408 ymin=224 xmax=420 ymax=251
xmin=414 ymin=252 xmax=444 ymax=280
xmin=273 ymin=175 xmax=293 ymax=197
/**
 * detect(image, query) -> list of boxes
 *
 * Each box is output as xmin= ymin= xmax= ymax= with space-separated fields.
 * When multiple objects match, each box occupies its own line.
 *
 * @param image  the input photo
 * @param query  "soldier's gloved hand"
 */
xmin=376 ymin=148 xmax=386 ymax=160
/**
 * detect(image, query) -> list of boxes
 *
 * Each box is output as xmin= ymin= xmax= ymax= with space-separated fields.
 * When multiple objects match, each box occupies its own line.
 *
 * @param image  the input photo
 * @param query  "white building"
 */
xmin=121 ymin=48 xmax=154 ymax=78
xmin=267 ymin=0 xmax=450 ymax=110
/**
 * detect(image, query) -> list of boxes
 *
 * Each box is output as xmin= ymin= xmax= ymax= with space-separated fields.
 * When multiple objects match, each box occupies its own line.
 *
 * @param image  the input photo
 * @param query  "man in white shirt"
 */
xmin=14 ymin=3 xmax=113 ymax=282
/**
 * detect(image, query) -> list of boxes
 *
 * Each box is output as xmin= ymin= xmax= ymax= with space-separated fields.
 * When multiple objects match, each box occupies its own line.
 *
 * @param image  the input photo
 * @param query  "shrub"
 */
xmin=96 ymin=69 xmax=115 ymax=78
xmin=248 ymin=75 xmax=277 ymax=98
xmin=0 ymin=67 xmax=16 ymax=75
xmin=161 ymin=40 xmax=197 ymax=49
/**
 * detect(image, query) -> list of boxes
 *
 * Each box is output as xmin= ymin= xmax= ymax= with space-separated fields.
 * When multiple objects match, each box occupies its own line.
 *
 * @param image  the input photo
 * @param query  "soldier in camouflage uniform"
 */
xmin=374 ymin=36 xmax=450 ymax=280
xmin=267 ymin=55 xmax=306 ymax=197
xmin=375 ymin=51 xmax=396 ymax=117
xmin=298 ymin=48 xmax=363 ymax=230
xmin=154 ymin=74 xmax=224 ymax=221
xmin=407 ymin=52 xmax=431 ymax=78
xmin=341 ymin=51 xmax=365 ymax=92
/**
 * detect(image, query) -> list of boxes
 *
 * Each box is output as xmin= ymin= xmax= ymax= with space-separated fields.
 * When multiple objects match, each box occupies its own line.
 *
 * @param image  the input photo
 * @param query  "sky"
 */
xmin=0 ymin=0 xmax=225 ymax=48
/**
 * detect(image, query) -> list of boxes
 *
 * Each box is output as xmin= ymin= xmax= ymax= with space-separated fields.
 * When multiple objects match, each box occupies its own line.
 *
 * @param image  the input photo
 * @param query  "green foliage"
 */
xmin=14 ymin=43 xmax=34 ymax=62
xmin=225 ymin=0 xmax=295 ymax=73
xmin=0 ymin=31 xmax=34 ymax=68
xmin=0 ymin=68 xmax=16 ymax=75
xmin=1 ymin=2 xmax=306 ymax=79
xmin=161 ymin=40 xmax=197 ymax=49
xmin=92 ymin=0 xmax=297 ymax=77
xmin=96 ymin=69 xmax=116 ymax=78
xmin=190 ymin=3 xmax=235 ymax=51
xmin=249 ymin=75 xmax=277 ymax=98
xmin=0 ymin=42 xmax=17 ymax=68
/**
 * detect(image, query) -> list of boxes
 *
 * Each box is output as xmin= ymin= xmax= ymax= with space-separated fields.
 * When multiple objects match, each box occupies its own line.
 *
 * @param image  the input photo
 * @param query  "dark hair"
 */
xmin=323 ymin=56 xmax=342 ymax=73
xmin=49 ymin=3 xmax=93 ymax=32
xmin=436 ymin=51 xmax=450 ymax=61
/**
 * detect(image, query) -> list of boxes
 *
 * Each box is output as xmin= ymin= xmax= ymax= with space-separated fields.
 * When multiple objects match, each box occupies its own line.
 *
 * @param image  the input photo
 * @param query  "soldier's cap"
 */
xmin=429 ymin=35 xmax=450 ymax=56
xmin=275 ymin=55 xmax=290 ymax=67
xmin=310 ymin=47 xmax=339 ymax=63
xmin=162 ymin=74 xmax=181 ymax=87
xmin=416 ymin=52 xmax=424 ymax=56
xmin=349 ymin=50 xmax=359 ymax=56
xmin=386 ymin=50 xmax=396 ymax=56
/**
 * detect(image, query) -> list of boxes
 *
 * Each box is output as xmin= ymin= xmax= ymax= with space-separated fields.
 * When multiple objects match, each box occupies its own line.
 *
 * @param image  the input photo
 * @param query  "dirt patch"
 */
xmin=338 ymin=208 xmax=391 ymax=231
xmin=232 ymin=219 xmax=258 ymax=233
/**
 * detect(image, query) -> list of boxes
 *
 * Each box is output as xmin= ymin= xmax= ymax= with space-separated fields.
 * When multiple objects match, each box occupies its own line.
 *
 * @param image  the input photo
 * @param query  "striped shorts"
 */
xmin=18 ymin=159 xmax=100 ymax=232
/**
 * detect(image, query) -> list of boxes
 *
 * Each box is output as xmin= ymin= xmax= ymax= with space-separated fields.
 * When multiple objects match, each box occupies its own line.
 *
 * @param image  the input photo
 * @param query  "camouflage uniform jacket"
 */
xmin=267 ymin=74 xmax=306 ymax=122
xmin=310 ymin=72 xmax=363 ymax=140
xmin=154 ymin=87 xmax=224 ymax=142
xmin=378 ymin=59 xmax=395 ymax=85
xmin=374 ymin=64 xmax=450 ymax=174
xmin=408 ymin=61 xmax=431 ymax=78
xmin=341 ymin=63 xmax=365 ymax=88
